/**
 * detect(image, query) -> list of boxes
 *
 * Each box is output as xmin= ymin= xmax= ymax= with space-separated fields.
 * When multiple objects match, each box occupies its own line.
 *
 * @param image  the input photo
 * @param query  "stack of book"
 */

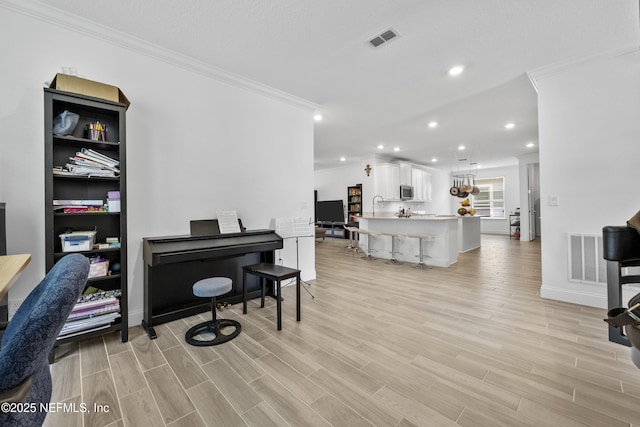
xmin=58 ymin=289 xmax=121 ymax=340
xmin=53 ymin=148 xmax=119 ymax=177
xmin=53 ymin=199 xmax=105 ymax=213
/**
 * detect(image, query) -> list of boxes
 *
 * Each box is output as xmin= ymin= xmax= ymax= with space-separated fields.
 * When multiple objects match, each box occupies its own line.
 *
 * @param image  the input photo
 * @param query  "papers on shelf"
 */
xmin=53 ymin=148 xmax=120 ymax=178
xmin=217 ymin=210 xmax=241 ymax=234
xmin=275 ymin=217 xmax=313 ymax=238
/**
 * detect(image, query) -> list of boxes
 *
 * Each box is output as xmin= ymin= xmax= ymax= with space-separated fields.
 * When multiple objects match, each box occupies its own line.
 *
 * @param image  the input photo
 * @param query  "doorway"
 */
xmin=527 ymin=163 xmax=541 ymax=240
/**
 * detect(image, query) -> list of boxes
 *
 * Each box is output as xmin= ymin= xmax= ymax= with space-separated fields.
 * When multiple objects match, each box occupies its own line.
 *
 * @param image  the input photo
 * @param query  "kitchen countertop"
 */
xmin=361 ymin=215 xmax=476 ymax=221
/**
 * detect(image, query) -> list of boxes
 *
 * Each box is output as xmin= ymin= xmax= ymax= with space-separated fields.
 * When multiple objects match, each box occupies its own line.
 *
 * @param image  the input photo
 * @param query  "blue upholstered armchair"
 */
xmin=0 ymin=254 xmax=89 ymax=427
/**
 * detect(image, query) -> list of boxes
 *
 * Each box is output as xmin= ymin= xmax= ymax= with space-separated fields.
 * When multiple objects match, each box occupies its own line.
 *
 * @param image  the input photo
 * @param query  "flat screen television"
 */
xmin=316 ymin=200 xmax=345 ymax=223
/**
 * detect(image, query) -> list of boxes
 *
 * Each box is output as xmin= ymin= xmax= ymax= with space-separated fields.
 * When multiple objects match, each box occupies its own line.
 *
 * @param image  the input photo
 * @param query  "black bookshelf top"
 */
xmin=45 ymin=88 xmax=128 ymax=110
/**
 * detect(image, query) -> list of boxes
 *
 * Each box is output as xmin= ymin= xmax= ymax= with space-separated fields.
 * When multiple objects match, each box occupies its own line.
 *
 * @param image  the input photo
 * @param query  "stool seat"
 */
xmin=242 ymin=263 xmax=301 ymax=330
xmin=185 ymin=276 xmax=241 ymax=346
xmin=406 ymin=233 xmax=432 ymax=239
xmin=193 ymin=277 xmax=232 ymax=298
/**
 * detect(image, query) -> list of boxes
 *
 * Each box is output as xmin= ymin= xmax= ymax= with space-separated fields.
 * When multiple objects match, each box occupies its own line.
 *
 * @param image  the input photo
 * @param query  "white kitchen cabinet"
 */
xmin=411 ymin=168 xmax=432 ymax=201
xmin=399 ymin=162 xmax=412 ymax=186
xmin=374 ymin=163 xmax=400 ymax=200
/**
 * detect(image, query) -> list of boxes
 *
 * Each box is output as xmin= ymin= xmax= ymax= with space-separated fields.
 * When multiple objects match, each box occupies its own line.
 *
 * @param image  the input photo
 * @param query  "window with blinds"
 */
xmin=473 ymin=177 xmax=505 ymax=218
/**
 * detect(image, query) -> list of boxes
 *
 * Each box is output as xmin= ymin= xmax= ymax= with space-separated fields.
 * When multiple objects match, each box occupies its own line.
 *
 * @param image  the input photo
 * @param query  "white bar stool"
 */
xmin=360 ymin=229 xmax=379 ymax=260
xmin=406 ymin=233 xmax=434 ymax=269
xmin=344 ymin=225 xmax=363 ymax=253
xmin=385 ymin=232 xmax=404 ymax=265
xmin=185 ymin=277 xmax=241 ymax=346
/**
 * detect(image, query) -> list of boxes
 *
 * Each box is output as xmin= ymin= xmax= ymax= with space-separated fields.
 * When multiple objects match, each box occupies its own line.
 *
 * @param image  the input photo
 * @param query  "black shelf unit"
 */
xmin=44 ymin=88 xmax=128 ymax=348
xmin=509 ymin=213 xmax=520 ymax=239
xmin=347 ymin=184 xmax=362 ymax=220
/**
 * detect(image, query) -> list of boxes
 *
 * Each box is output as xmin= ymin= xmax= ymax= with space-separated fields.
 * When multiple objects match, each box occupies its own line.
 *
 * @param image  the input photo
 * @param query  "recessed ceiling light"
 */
xmin=458 ymin=145 xmax=465 ymax=150
xmin=431 ymin=158 xmax=437 ymax=162
xmin=504 ymin=122 xmax=515 ymax=129
xmin=314 ymin=114 xmax=323 ymax=121
xmin=393 ymin=147 xmax=400 ymax=152
xmin=339 ymin=157 xmax=346 ymax=162
xmin=448 ymin=65 xmax=464 ymax=76
xmin=526 ymin=142 xmax=535 ymax=148
xmin=428 ymin=121 xmax=438 ymax=128
xmin=377 ymin=144 xmax=384 ymax=150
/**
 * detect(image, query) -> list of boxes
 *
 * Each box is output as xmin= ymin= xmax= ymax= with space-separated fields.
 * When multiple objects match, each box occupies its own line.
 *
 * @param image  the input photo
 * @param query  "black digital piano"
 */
xmin=142 ymin=228 xmax=283 ymax=339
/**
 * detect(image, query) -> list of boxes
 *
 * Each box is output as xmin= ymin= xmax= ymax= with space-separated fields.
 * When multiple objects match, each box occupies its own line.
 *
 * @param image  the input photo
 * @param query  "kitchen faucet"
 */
xmin=372 ymin=195 xmax=384 ymax=217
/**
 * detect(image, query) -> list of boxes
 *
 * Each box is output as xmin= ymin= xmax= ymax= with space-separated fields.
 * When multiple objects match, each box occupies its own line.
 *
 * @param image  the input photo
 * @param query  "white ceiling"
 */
xmin=45 ymin=0 xmax=639 ymax=171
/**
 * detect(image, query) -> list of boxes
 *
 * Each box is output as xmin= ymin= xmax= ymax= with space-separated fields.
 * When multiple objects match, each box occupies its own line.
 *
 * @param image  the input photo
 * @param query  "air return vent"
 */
xmin=568 ymin=233 xmax=607 ymax=284
xmin=368 ymin=28 xmax=399 ymax=48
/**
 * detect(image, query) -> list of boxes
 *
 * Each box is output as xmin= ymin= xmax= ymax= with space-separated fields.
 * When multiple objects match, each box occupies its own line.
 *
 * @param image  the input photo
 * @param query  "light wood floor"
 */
xmin=45 ymin=235 xmax=640 ymax=427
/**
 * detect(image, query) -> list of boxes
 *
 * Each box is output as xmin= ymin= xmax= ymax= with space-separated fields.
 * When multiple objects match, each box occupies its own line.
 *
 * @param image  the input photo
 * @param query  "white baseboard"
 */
xmin=540 ymin=285 xmax=607 ymax=309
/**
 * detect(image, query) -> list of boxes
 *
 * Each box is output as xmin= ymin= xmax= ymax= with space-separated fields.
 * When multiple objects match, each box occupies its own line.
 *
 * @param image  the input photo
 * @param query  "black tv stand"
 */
xmin=316 ymin=221 xmax=345 ymax=238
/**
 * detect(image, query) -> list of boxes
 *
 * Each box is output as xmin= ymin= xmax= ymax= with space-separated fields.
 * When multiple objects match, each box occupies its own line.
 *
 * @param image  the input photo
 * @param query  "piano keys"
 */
xmin=142 ymin=229 xmax=283 ymax=339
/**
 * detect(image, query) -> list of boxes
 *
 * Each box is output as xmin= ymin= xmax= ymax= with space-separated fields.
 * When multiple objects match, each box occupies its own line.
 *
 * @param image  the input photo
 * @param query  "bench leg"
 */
xmin=296 ymin=273 xmax=301 ymax=322
xmin=242 ymin=270 xmax=247 ymax=314
xmin=277 ymin=280 xmax=282 ymax=330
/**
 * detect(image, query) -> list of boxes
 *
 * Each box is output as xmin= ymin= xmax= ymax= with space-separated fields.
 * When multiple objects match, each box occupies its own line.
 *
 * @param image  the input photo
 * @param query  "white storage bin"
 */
xmin=60 ymin=231 xmax=96 ymax=252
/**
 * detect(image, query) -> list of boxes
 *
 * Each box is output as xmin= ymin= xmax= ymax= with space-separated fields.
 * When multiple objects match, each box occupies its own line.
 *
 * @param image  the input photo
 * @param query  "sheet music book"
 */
xmin=217 ymin=210 xmax=241 ymax=233
xmin=275 ymin=217 xmax=312 ymax=238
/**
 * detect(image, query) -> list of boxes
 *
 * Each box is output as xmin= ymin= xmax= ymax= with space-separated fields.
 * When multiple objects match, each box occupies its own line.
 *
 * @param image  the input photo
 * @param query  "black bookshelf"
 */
xmin=44 ymin=89 xmax=128 ymax=349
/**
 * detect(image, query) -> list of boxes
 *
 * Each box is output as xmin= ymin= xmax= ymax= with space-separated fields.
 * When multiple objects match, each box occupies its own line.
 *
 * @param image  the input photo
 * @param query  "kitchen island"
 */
xmin=358 ymin=215 xmax=480 ymax=267
xmin=458 ymin=215 xmax=481 ymax=252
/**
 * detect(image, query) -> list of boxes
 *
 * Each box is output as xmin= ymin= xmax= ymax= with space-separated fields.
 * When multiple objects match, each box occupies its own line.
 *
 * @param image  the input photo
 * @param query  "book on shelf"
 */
xmin=59 ymin=206 xmax=107 ymax=213
xmin=54 ymin=200 xmax=105 ymax=212
xmin=58 ymin=289 xmax=122 ymax=340
xmin=57 ymin=324 xmax=112 ymax=340
xmin=58 ymin=312 xmax=120 ymax=339
xmin=71 ymin=295 xmax=118 ymax=311
xmin=53 ymin=199 xmax=104 ymax=206
xmin=67 ymin=302 xmax=120 ymax=321
xmin=80 ymin=148 xmax=119 ymax=167
xmin=72 ymin=290 xmax=120 ymax=311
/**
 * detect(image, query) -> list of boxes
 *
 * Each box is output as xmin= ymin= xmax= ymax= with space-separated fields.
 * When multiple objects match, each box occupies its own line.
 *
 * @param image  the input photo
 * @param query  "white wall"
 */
xmin=0 ymin=5 xmax=316 ymax=324
xmin=532 ymin=47 xmax=640 ymax=307
xmin=314 ymin=163 xmax=366 ymax=221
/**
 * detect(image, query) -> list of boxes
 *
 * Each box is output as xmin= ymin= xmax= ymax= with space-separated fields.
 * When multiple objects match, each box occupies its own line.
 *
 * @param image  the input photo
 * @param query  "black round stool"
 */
xmin=185 ymin=277 xmax=241 ymax=346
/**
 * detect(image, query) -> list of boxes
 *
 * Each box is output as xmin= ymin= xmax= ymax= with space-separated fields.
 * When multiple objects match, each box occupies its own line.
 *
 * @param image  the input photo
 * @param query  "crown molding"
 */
xmin=527 ymin=45 xmax=640 ymax=92
xmin=0 ymin=0 xmax=318 ymax=111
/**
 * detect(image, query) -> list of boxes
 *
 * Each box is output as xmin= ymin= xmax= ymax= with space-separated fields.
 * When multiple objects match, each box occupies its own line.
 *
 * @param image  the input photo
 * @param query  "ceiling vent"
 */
xmin=368 ymin=28 xmax=399 ymax=48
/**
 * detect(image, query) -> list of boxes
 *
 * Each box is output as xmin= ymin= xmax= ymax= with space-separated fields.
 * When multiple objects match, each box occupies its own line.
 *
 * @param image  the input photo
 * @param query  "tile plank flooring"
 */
xmin=45 ymin=235 xmax=640 ymax=426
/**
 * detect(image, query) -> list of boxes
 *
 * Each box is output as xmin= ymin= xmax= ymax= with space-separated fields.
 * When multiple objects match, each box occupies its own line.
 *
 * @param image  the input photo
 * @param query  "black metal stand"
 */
xmin=185 ymin=296 xmax=241 ymax=346
xmin=294 ymin=235 xmax=315 ymax=299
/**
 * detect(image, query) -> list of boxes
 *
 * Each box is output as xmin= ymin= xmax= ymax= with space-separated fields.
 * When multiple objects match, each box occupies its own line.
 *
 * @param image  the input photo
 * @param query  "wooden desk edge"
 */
xmin=0 ymin=254 xmax=32 ymax=300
